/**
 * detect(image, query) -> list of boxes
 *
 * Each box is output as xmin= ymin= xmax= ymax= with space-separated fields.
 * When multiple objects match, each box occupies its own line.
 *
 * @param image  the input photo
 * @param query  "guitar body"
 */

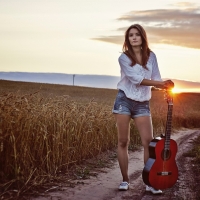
xmin=142 ymin=137 xmax=178 ymax=190
xmin=143 ymin=89 xmax=178 ymax=190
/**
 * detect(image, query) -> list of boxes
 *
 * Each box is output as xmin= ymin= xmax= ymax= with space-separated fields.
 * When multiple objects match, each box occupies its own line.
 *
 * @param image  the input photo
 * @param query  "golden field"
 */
xmin=0 ymin=80 xmax=200 ymax=196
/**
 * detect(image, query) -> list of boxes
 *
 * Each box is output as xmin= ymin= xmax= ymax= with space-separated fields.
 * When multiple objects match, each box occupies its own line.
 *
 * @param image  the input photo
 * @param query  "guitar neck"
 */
xmin=164 ymin=103 xmax=173 ymax=150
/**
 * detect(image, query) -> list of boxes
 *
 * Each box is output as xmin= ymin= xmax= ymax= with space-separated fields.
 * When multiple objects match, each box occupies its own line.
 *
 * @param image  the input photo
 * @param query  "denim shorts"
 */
xmin=112 ymin=90 xmax=151 ymax=118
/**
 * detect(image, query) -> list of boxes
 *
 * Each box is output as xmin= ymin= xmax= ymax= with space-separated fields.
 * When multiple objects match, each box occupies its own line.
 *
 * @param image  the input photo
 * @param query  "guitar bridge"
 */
xmin=157 ymin=172 xmax=172 ymax=176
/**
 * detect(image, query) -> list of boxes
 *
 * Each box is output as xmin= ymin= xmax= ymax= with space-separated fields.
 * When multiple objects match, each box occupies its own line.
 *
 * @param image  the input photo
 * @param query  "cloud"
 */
xmin=93 ymin=5 xmax=200 ymax=49
xmin=93 ymin=35 xmax=124 ymax=46
xmin=170 ymin=2 xmax=196 ymax=8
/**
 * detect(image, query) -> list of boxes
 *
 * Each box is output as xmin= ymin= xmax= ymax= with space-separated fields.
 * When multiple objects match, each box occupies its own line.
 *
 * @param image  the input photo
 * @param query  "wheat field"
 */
xmin=0 ymin=80 xmax=200 ymax=197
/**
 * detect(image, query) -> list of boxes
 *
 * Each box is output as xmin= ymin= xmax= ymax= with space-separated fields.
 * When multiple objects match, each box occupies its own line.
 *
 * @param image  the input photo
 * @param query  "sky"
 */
xmin=0 ymin=0 xmax=200 ymax=91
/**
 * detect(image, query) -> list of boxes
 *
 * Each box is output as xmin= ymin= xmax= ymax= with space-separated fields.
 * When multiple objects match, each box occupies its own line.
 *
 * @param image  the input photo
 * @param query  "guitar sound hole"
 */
xmin=161 ymin=149 xmax=171 ymax=160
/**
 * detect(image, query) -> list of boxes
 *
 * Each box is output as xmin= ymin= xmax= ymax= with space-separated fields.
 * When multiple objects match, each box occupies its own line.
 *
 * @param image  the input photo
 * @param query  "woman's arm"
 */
xmin=141 ymin=79 xmax=174 ymax=89
xmin=119 ymin=53 xmax=174 ymax=89
xmin=141 ymin=53 xmax=174 ymax=89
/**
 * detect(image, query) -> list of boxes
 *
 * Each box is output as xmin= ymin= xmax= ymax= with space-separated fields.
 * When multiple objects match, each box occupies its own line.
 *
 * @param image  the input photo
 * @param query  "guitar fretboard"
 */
xmin=164 ymin=103 xmax=173 ymax=150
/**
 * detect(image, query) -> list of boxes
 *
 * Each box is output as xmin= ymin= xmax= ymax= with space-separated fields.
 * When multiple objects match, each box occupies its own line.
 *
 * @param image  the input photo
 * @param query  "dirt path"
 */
xmin=32 ymin=129 xmax=200 ymax=200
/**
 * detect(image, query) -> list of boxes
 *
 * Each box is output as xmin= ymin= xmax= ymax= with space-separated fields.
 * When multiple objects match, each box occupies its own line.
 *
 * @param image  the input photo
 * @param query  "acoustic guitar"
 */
xmin=142 ymin=90 xmax=178 ymax=190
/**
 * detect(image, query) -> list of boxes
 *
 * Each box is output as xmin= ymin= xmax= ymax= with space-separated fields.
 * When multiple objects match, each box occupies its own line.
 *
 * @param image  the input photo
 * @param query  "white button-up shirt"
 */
xmin=117 ymin=52 xmax=162 ymax=102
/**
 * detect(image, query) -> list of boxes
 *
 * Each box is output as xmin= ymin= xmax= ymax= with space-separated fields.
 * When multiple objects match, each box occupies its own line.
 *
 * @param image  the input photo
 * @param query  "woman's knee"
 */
xmin=118 ymin=138 xmax=130 ymax=148
xmin=141 ymin=138 xmax=152 ymax=148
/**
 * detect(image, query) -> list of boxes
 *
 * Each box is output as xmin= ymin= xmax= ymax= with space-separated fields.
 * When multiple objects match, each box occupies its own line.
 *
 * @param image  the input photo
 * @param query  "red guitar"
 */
xmin=142 ymin=90 xmax=178 ymax=190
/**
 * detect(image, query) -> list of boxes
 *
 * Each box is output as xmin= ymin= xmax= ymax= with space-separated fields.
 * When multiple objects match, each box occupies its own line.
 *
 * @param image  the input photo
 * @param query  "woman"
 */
xmin=112 ymin=24 xmax=174 ymax=194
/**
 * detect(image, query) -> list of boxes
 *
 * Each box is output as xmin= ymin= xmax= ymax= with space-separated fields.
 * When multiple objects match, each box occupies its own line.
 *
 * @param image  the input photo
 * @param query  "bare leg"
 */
xmin=134 ymin=116 xmax=163 ymax=193
xmin=114 ymin=114 xmax=131 ymax=182
xmin=134 ymin=116 xmax=153 ymax=164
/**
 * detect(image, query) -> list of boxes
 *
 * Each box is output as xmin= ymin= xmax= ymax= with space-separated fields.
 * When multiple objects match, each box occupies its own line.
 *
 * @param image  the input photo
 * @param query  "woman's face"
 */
xmin=128 ymin=28 xmax=142 ymax=48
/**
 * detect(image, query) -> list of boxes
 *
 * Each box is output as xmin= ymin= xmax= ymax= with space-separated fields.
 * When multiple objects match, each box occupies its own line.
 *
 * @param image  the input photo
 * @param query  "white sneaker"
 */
xmin=119 ymin=181 xmax=129 ymax=190
xmin=146 ymin=185 xmax=162 ymax=194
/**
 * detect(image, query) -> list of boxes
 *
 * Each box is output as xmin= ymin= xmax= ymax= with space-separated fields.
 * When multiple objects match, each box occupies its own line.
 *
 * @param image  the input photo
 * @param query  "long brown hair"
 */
xmin=123 ymin=24 xmax=151 ymax=69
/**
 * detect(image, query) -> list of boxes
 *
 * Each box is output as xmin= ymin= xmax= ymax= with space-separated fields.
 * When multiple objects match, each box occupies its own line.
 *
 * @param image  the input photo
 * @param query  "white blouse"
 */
xmin=117 ymin=51 xmax=162 ymax=102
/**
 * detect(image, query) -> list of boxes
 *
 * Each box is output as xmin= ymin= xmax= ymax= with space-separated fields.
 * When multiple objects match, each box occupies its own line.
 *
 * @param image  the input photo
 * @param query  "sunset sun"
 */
xmin=171 ymin=88 xmax=181 ymax=93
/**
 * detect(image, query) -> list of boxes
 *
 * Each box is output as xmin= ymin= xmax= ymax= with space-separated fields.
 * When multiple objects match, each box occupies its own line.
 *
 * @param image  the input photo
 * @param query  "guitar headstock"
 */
xmin=164 ymin=89 xmax=173 ymax=105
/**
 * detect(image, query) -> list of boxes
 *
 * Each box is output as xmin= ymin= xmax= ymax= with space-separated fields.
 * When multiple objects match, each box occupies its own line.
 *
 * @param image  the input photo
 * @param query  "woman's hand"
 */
xmin=163 ymin=80 xmax=174 ymax=89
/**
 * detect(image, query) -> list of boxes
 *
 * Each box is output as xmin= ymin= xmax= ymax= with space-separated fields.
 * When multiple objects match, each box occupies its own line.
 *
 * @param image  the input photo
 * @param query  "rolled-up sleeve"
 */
xmin=151 ymin=54 xmax=162 ymax=81
xmin=118 ymin=56 xmax=144 ymax=85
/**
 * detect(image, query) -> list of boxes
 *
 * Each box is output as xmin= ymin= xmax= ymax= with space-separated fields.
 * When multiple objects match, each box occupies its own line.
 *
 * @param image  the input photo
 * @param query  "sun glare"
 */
xmin=171 ymin=88 xmax=200 ymax=93
xmin=171 ymin=88 xmax=180 ymax=93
